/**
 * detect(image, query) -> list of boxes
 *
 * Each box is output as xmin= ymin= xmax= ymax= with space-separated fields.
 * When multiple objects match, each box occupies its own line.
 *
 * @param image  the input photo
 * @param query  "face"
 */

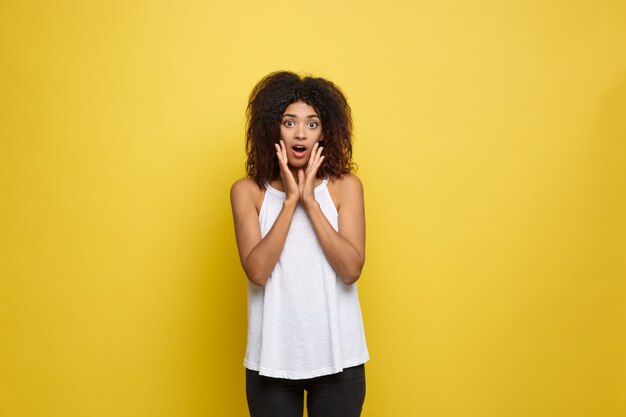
xmin=279 ymin=101 xmax=323 ymax=168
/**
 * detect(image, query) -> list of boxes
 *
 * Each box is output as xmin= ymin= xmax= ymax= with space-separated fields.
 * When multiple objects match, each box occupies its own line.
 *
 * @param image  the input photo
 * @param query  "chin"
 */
xmin=288 ymin=159 xmax=309 ymax=168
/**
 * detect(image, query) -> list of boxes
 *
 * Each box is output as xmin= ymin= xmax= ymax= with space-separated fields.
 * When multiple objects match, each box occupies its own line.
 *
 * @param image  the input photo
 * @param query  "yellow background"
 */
xmin=1 ymin=1 xmax=625 ymax=416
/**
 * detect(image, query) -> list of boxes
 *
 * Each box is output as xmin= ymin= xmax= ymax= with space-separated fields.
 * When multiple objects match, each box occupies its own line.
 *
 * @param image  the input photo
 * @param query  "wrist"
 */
xmin=302 ymin=197 xmax=319 ymax=211
xmin=283 ymin=197 xmax=299 ymax=210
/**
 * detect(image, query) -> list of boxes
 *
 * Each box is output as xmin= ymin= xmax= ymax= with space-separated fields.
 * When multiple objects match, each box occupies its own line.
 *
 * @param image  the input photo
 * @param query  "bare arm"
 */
xmin=230 ymin=142 xmax=303 ymax=286
xmin=303 ymin=174 xmax=366 ymax=285
xmin=230 ymin=178 xmax=298 ymax=286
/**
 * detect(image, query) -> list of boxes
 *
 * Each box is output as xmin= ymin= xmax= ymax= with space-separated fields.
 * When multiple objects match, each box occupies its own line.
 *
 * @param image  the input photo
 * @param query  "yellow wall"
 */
xmin=1 ymin=1 xmax=625 ymax=416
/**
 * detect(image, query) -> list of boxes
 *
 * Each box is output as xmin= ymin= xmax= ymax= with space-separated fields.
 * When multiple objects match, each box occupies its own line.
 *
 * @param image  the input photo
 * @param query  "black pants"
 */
xmin=246 ymin=364 xmax=366 ymax=417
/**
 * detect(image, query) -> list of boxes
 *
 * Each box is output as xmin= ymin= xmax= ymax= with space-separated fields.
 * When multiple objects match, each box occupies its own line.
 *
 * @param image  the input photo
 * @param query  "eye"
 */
xmin=307 ymin=121 xmax=318 ymax=128
xmin=284 ymin=120 xmax=295 ymax=127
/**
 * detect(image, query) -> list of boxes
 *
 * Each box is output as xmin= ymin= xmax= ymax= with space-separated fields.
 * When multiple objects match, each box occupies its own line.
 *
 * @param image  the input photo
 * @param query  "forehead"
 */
xmin=282 ymin=100 xmax=319 ymax=117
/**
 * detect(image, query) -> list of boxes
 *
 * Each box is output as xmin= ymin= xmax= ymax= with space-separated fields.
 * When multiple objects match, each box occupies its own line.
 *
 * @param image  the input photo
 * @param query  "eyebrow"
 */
xmin=282 ymin=113 xmax=320 ymax=119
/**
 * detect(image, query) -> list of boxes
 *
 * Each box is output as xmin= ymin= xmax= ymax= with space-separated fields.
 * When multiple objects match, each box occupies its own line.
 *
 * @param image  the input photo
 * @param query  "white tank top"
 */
xmin=244 ymin=178 xmax=369 ymax=379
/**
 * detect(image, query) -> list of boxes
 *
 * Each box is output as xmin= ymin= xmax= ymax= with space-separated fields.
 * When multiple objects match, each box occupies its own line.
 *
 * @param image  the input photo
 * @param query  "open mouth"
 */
xmin=292 ymin=145 xmax=307 ymax=157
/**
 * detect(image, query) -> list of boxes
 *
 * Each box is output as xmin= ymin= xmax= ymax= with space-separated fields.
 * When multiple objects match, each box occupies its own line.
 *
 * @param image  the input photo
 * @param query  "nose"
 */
xmin=294 ymin=124 xmax=307 ymax=140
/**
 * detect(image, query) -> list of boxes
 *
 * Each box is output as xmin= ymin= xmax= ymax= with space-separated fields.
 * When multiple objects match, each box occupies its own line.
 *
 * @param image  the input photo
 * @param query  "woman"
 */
xmin=230 ymin=71 xmax=369 ymax=417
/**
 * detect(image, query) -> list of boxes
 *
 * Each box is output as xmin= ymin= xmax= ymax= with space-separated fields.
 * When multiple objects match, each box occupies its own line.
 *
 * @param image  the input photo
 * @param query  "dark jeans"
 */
xmin=246 ymin=364 xmax=366 ymax=417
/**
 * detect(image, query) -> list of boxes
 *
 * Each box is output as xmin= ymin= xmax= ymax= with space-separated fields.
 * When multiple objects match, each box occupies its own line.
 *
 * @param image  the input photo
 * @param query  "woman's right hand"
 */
xmin=275 ymin=140 xmax=300 ymax=204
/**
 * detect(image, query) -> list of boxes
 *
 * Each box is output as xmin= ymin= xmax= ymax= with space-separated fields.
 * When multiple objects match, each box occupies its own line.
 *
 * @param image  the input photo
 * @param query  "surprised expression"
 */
xmin=280 ymin=101 xmax=323 ymax=167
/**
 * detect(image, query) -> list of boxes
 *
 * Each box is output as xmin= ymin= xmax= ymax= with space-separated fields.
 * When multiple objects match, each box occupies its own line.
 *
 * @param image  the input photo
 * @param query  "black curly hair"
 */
xmin=245 ymin=71 xmax=355 ymax=188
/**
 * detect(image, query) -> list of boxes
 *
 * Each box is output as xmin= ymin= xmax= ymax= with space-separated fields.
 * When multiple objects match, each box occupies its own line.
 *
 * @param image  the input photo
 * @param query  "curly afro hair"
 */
xmin=245 ymin=71 xmax=355 ymax=188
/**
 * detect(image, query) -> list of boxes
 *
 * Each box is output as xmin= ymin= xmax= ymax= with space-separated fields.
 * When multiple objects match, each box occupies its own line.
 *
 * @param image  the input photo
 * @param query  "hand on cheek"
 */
xmin=300 ymin=142 xmax=325 ymax=208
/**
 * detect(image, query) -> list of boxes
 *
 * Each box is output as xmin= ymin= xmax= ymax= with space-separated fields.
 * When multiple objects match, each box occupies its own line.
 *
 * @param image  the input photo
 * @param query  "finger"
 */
xmin=308 ymin=146 xmax=324 ymax=176
xmin=306 ymin=144 xmax=321 ymax=175
xmin=280 ymin=140 xmax=288 ymax=162
xmin=313 ymin=145 xmax=323 ymax=164
xmin=275 ymin=143 xmax=282 ymax=160
xmin=275 ymin=145 xmax=287 ymax=167
xmin=307 ymin=142 xmax=319 ymax=170
xmin=312 ymin=155 xmax=325 ymax=173
xmin=279 ymin=141 xmax=292 ymax=168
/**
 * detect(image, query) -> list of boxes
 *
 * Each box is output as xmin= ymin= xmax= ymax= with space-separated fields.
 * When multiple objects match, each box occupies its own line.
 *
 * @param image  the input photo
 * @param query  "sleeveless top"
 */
xmin=244 ymin=178 xmax=369 ymax=379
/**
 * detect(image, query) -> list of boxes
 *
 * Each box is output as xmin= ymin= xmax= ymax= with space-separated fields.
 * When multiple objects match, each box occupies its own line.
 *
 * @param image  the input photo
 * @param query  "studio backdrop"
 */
xmin=1 ymin=1 xmax=625 ymax=416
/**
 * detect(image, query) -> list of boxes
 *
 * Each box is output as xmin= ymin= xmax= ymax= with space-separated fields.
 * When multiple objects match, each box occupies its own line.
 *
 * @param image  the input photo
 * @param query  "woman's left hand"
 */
xmin=298 ymin=142 xmax=325 ymax=208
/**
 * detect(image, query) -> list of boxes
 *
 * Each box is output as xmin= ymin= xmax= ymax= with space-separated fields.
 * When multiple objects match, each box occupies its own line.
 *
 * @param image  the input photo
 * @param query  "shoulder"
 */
xmin=328 ymin=173 xmax=363 ymax=193
xmin=230 ymin=177 xmax=260 ymax=194
xmin=327 ymin=173 xmax=364 ymax=210
xmin=230 ymin=177 xmax=265 ymax=210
